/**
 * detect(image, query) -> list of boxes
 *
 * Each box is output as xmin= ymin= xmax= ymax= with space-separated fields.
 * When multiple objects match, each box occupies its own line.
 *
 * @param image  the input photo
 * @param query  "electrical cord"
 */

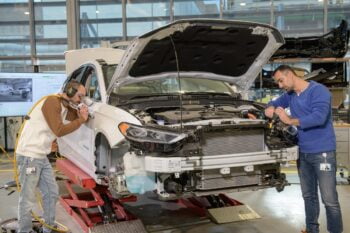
xmin=0 ymin=145 xmax=15 ymax=172
xmin=12 ymin=94 xmax=69 ymax=233
xmin=169 ymin=35 xmax=184 ymax=133
xmin=0 ymin=144 xmax=13 ymax=160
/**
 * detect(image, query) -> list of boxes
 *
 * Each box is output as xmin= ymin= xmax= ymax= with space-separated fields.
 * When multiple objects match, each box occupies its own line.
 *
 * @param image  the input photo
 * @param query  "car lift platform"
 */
xmin=177 ymin=193 xmax=260 ymax=224
xmin=56 ymin=159 xmax=260 ymax=232
xmin=56 ymin=158 xmax=147 ymax=233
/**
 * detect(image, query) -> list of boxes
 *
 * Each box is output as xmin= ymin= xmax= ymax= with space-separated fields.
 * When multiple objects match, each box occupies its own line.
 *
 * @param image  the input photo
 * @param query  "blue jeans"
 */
xmin=17 ymin=155 xmax=59 ymax=233
xmin=298 ymin=151 xmax=343 ymax=233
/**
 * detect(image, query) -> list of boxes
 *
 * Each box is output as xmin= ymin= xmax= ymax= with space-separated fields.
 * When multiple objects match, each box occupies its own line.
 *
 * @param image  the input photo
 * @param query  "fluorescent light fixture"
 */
xmin=240 ymin=2 xmax=246 ymax=6
xmin=318 ymin=0 xmax=323 ymax=2
xmin=24 ymin=11 xmax=29 ymax=15
xmin=96 ymin=10 xmax=100 ymax=14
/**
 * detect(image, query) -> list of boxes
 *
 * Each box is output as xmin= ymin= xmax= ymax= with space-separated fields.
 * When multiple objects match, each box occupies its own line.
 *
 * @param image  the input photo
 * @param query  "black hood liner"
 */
xmin=129 ymin=25 xmax=269 ymax=77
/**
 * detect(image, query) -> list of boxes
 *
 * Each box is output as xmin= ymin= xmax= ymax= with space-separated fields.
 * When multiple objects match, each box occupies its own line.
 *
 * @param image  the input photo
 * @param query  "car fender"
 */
xmin=92 ymin=103 xmax=141 ymax=148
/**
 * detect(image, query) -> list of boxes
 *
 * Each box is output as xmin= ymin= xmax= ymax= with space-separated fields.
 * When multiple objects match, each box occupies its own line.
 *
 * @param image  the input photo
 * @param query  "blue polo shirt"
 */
xmin=268 ymin=81 xmax=336 ymax=153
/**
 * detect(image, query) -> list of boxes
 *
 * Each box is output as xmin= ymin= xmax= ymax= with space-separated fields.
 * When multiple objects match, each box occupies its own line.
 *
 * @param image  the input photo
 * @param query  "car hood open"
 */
xmin=107 ymin=19 xmax=284 ymax=94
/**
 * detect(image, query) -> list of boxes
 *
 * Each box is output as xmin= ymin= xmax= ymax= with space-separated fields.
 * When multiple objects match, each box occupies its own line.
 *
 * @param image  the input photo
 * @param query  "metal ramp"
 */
xmin=208 ymin=204 xmax=260 ymax=224
xmin=178 ymin=193 xmax=260 ymax=224
xmin=90 ymin=219 xmax=147 ymax=233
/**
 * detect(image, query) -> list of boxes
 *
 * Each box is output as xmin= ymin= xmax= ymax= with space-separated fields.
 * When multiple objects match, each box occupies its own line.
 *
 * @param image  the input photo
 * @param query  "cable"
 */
xmin=169 ymin=35 xmax=184 ymax=133
xmin=0 ymin=144 xmax=13 ymax=161
xmin=0 ymin=169 xmax=15 ymax=172
xmin=12 ymin=94 xmax=69 ymax=233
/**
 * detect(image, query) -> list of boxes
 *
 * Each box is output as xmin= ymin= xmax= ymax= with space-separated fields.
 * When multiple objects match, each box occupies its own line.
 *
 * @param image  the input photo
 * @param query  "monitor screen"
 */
xmin=0 ymin=73 xmax=66 ymax=117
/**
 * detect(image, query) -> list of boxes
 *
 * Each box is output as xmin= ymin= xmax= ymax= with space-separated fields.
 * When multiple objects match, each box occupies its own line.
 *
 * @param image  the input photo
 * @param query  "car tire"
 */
xmin=94 ymin=134 xmax=110 ymax=175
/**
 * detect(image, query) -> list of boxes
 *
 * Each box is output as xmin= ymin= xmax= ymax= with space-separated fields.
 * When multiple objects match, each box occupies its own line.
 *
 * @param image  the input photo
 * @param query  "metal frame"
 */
xmin=145 ymin=146 xmax=299 ymax=172
xmin=67 ymin=0 xmax=80 ymax=50
xmin=28 ymin=0 xmax=36 ymax=70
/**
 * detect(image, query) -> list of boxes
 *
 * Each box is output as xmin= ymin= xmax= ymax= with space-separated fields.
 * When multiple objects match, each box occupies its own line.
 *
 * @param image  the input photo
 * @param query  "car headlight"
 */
xmin=118 ymin=122 xmax=187 ymax=147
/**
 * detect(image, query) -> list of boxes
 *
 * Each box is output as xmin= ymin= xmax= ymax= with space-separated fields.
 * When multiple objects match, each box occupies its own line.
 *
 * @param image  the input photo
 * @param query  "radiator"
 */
xmin=201 ymin=128 xmax=264 ymax=156
xmin=196 ymin=168 xmax=261 ymax=190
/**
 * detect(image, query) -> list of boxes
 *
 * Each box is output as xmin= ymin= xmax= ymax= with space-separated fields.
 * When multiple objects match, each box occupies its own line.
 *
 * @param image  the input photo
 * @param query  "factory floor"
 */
xmin=0 ymin=154 xmax=349 ymax=233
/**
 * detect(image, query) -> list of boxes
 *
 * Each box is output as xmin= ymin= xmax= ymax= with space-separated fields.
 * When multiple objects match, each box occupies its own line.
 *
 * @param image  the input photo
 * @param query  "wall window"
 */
xmin=174 ymin=0 xmax=220 ymax=19
xmin=328 ymin=0 xmax=350 ymax=29
xmin=36 ymin=59 xmax=65 ymax=73
xmin=0 ymin=60 xmax=32 ymax=72
xmin=1 ymin=0 xmax=350 ymax=75
xmin=34 ymin=0 xmax=67 ymax=55
xmin=273 ymin=0 xmax=324 ymax=37
xmin=223 ymin=0 xmax=271 ymax=24
xmin=0 ymin=1 xmax=30 ymax=56
xmin=80 ymin=0 xmax=123 ymax=48
xmin=126 ymin=1 xmax=170 ymax=39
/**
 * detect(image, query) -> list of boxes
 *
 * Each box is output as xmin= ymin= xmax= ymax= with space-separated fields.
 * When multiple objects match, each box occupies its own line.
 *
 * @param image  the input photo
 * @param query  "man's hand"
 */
xmin=51 ymin=140 xmax=58 ymax=153
xmin=275 ymin=107 xmax=291 ymax=125
xmin=78 ymin=104 xmax=89 ymax=122
xmin=264 ymin=106 xmax=275 ymax=118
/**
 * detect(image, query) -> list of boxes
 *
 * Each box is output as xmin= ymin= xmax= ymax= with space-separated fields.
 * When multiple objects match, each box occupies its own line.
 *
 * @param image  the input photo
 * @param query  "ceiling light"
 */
xmin=318 ymin=0 xmax=323 ymax=2
xmin=96 ymin=10 xmax=100 ymax=14
xmin=24 ymin=11 xmax=29 ymax=15
xmin=240 ymin=2 xmax=246 ymax=6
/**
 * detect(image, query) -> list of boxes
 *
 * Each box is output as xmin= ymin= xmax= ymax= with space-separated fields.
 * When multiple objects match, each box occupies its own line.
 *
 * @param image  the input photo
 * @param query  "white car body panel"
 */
xmin=58 ymin=123 xmax=96 ymax=178
xmin=58 ymin=102 xmax=141 ymax=180
xmin=65 ymin=48 xmax=124 ymax=75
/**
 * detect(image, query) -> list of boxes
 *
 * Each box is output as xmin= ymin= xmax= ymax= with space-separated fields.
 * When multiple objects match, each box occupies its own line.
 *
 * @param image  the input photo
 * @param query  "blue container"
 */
xmin=125 ymin=174 xmax=156 ymax=194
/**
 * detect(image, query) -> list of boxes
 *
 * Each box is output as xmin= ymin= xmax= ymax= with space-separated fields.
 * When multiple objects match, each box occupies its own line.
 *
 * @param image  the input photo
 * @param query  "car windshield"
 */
xmin=103 ymin=65 xmax=117 ymax=88
xmin=113 ymin=77 xmax=235 ymax=96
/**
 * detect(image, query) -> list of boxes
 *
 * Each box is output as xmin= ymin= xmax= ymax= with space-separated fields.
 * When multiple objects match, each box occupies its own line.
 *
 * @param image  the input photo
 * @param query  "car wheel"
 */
xmin=94 ymin=134 xmax=110 ymax=175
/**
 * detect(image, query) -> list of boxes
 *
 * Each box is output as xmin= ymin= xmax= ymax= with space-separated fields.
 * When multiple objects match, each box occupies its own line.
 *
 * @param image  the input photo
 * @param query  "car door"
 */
xmin=58 ymin=64 xmax=103 ymax=179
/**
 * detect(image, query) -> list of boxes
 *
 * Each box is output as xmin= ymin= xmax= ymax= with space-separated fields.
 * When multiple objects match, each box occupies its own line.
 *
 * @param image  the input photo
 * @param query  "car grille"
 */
xmin=196 ymin=168 xmax=261 ymax=190
xmin=201 ymin=128 xmax=264 ymax=156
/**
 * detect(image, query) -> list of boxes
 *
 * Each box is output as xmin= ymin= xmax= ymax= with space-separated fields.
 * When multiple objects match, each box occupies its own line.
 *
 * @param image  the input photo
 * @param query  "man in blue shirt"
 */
xmin=265 ymin=65 xmax=343 ymax=233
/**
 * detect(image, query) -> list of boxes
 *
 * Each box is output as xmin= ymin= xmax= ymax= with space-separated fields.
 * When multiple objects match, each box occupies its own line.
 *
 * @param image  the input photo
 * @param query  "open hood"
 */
xmin=107 ymin=19 xmax=284 ymax=94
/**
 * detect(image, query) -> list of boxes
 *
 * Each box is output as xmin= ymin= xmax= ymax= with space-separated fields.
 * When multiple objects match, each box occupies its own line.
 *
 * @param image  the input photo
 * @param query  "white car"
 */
xmin=58 ymin=19 xmax=298 ymax=200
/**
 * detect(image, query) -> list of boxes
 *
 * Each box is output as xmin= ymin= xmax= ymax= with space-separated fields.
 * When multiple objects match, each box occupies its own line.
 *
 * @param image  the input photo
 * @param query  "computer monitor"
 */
xmin=0 ymin=72 xmax=66 ymax=117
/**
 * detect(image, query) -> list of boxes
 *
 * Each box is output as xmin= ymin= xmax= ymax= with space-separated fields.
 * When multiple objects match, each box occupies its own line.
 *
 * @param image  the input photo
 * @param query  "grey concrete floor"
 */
xmin=1 ymin=155 xmax=349 ymax=233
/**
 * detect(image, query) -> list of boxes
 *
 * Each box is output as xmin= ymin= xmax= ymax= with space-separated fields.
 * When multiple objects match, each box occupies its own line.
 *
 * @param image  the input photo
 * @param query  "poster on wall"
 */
xmin=0 ymin=73 xmax=66 ymax=117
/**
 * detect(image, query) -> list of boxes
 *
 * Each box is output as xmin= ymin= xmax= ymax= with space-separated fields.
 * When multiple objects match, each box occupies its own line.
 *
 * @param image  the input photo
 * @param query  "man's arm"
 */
xmin=275 ymin=86 xmax=330 ymax=129
xmin=297 ymin=86 xmax=331 ymax=129
xmin=275 ymin=107 xmax=300 ymax=126
xmin=42 ymin=96 xmax=87 ymax=137
xmin=265 ymin=93 xmax=290 ymax=118
xmin=267 ymin=92 xmax=290 ymax=109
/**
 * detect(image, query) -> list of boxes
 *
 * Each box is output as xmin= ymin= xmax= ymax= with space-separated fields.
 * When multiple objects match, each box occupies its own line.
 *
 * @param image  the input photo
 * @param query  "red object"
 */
xmin=56 ymin=159 xmax=137 ymax=233
xmin=177 ymin=193 xmax=243 ymax=217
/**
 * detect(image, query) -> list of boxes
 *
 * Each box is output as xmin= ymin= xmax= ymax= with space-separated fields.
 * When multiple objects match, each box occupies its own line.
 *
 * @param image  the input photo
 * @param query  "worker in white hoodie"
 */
xmin=15 ymin=80 xmax=89 ymax=233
